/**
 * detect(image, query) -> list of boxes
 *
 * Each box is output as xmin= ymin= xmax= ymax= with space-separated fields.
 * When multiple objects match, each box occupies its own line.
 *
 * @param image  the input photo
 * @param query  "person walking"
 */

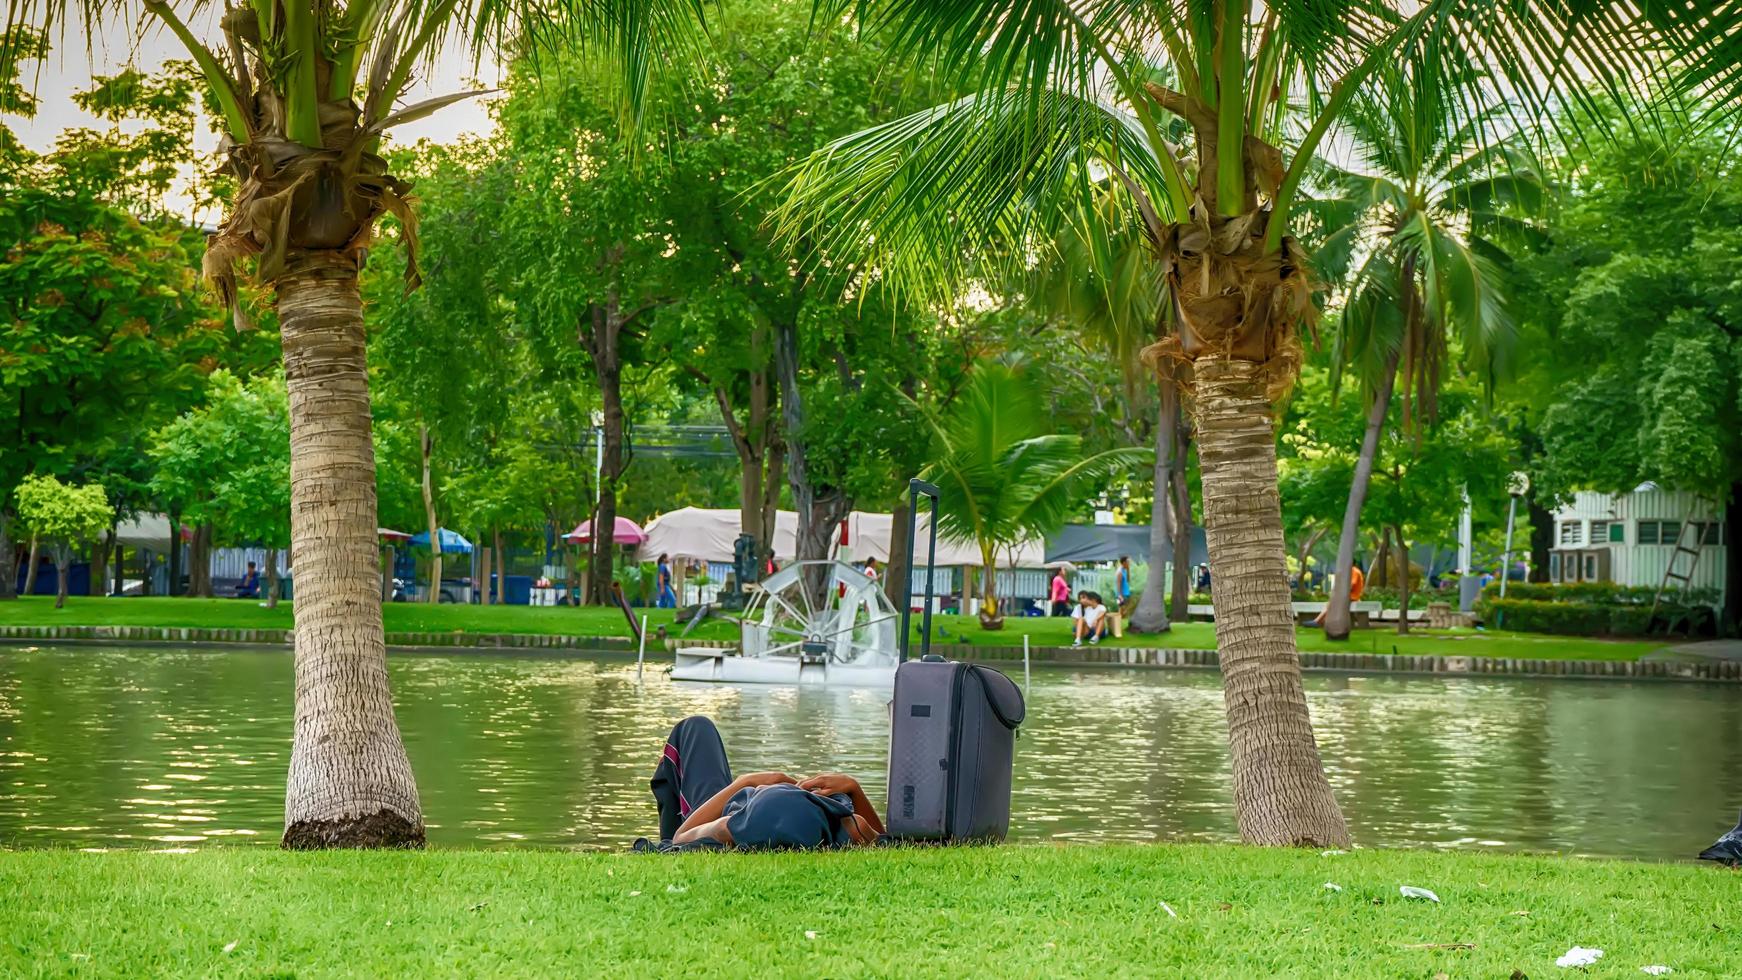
xmin=1049 ymin=568 xmax=1070 ymax=616
xmin=656 ymin=553 xmax=677 ymax=608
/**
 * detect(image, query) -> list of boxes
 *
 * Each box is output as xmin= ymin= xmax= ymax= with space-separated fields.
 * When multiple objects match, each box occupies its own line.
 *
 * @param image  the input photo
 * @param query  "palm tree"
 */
xmin=772 ymin=2 xmax=1731 ymax=846
xmin=1 ymin=1 xmax=701 ymax=848
xmin=919 ymin=362 xmax=1149 ymax=629
xmin=1025 ymin=194 xmax=1195 ymax=635
xmin=1314 ymin=61 xmax=1539 ymax=640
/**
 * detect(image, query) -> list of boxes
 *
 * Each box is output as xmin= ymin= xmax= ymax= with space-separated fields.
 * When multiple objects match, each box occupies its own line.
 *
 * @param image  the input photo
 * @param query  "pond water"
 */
xmin=1 ymin=646 xmax=1738 ymax=860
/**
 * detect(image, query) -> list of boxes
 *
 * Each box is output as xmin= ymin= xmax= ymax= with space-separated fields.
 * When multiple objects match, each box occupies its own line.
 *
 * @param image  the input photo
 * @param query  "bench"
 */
xmin=1290 ymin=600 xmax=1381 ymax=628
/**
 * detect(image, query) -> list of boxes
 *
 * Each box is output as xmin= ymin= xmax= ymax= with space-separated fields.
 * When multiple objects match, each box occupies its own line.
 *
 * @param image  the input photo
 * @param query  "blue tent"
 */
xmin=409 ymin=528 xmax=474 ymax=554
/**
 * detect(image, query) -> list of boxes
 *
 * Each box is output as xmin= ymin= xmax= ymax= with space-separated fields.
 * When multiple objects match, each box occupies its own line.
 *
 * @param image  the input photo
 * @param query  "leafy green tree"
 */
xmin=3 ymin=0 xmax=710 ymax=847
xmin=1 ymin=38 xmax=265 ymax=600
xmin=369 ymin=142 xmax=525 ymax=603
xmin=151 ymin=372 xmax=292 ymax=607
xmin=13 ymin=472 xmax=110 ymax=608
xmin=1512 ymin=108 xmax=1742 ymax=627
xmin=1311 ymin=60 xmax=1539 ymax=639
xmin=920 ymin=362 xmax=1149 ymax=628
xmin=769 ymin=0 xmax=1731 ymax=846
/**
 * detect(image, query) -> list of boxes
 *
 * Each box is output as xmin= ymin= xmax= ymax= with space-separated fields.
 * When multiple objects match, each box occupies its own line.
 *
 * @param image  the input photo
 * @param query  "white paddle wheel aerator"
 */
xmin=672 ymin=560 xmax=900 ymax=687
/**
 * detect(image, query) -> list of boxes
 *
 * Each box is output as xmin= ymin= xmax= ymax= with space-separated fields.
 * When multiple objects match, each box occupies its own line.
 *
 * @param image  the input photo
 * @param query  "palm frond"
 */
xmin=769 ymin=83 xmax=1172 ymax=305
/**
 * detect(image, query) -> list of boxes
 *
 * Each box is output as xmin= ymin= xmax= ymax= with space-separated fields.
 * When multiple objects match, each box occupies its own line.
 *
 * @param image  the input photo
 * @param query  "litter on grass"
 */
xmin=1640 ymin=967 xmax=1673 ymax=976
xmin=1158 ymin=901 xmax=1178 ymax=918
xmin=222 ymin=941 xmax=238 ymax=954
xmin=1399 ymin=886 xmax=1441 ymax=902
xmin=1556 ymin=947 xmax=1604 ymax=968
xmin=1323 ymin=882 xmax=1343 ymax=893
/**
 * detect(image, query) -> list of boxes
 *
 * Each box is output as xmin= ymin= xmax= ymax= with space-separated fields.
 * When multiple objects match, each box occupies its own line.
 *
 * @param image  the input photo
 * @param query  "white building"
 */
xmin=1548 ymin=484 xmax=1728 ymax=607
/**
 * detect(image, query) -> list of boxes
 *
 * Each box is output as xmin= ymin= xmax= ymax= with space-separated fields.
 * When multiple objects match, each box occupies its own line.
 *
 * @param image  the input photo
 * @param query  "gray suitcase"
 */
xmin=886 ymin=656 xmax=1025 ymax=842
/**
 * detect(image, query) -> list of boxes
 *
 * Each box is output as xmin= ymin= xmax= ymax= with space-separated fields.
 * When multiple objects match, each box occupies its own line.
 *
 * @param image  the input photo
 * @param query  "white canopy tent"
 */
xmin=635 ymin=506 xmax=1043 ymax=569
xmin=114 ymin=513 xmax=178 ymax=550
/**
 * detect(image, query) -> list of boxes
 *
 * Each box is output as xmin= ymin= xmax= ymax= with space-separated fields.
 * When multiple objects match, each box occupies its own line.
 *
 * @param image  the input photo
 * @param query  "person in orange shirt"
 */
xmin=1312 ymin=562 xmax=1365 ymax=626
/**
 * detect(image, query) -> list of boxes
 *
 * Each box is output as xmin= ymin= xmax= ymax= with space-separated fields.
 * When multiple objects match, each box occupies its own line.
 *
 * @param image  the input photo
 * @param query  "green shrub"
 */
xmin=1477 ymin=598 xmax=1615 ymax=635
xmin=1476 ymin=596 xmax=1706 ymax=637
xmin=1478 ymin=581 xmax=1720 ymax=608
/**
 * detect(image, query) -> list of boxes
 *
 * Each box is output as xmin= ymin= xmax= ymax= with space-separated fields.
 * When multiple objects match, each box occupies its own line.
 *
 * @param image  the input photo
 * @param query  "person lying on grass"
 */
xmin=648 ymin=716 xmax=884 ymax=850
xmin=1071 ymin=592 xmax=1109 ymax=647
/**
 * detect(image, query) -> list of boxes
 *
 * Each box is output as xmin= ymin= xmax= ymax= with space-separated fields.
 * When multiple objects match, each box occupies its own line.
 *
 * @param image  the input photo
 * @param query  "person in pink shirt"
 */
xmin=1049 ymin=569 xmax=1070 ymax=616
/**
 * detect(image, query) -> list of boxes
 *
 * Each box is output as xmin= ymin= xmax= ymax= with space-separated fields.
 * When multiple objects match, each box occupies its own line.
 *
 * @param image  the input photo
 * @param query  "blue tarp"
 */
xmin=409 ymin=528 xmax=474 ymax=554
xmin=1043 ymin=524 xmax=1208 ymax=566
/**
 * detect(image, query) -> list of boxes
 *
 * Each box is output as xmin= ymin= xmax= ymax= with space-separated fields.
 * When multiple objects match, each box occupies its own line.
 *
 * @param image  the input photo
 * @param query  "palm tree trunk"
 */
xmin=1324 ymin=346 xmax=1400 ymax=640
xmin=277 ymin=258 xmax=423 ymax=850
xmin=1169 ymin=454 xmax=1193 ymax=618
xmin=1129 ymin=388 xmax=1178 ymax=632
xmin=977 ymin=544 xmax=1003 ymax=629
xmin=420 ymin=425 xmax=441 ymax=603
xmin=1192 ymin=356 xmax=1350 ymax=848
xmin=884 ymin=493 xmax=911 ymax=608
xmin=264 ymin=546 xmax=280 ymax=610
xmin=1392 ymin=523 xmax=1411 ymax=635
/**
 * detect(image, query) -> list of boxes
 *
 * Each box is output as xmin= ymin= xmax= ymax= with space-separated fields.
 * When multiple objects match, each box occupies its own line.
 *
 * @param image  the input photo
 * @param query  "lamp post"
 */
xmin=1500 ymin=471 xmax=1530 ymax=601
xmin=1496 ymin=472 xmax=1530 ymax=629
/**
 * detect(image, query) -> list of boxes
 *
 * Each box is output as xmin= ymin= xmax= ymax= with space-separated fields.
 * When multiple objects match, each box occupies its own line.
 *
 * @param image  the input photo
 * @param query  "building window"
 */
xmin=1590 ymin=520 xmax=1610 ymax=543
xmin=1636 ymin=520 xmax=1718 ymax=546
xmin=1608 ymin=522 xmax=1625 ymax=543
xmin=1558 ymin=520 xmax=1584 ymax=546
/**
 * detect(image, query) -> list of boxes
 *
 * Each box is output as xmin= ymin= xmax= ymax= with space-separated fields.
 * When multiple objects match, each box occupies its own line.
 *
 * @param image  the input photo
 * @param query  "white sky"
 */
xmin=9 ymin=13 xmax=507 ymax=216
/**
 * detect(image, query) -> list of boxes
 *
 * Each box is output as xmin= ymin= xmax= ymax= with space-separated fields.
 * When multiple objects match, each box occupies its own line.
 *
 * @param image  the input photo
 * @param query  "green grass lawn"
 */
xmin=1 ymin=845 xmax=1733 ymax=977
xmin=0 ymin=596 xmax=1668 ymax=661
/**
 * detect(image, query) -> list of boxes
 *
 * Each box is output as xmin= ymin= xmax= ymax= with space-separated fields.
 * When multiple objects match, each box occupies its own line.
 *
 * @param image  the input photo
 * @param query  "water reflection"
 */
xmin=0 ymin=647 xmax=1737 ymax=859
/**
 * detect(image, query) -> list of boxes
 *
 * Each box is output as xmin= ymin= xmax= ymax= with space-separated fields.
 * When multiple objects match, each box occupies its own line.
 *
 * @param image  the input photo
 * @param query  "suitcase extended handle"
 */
xmin=899 ymin=478 xmax=941 ymax=663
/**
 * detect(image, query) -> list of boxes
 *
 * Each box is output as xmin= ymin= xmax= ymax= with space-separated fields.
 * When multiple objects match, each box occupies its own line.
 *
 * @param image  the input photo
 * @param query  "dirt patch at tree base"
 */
xmin=282 ymin=810 xmax=426 ymax=850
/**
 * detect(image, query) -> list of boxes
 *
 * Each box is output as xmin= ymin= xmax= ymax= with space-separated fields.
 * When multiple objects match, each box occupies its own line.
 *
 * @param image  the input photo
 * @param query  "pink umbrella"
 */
xmin=565 ymin=516 xmax=647 ymax=545
xmin=378 ymin=527 xmax=413 ymax=542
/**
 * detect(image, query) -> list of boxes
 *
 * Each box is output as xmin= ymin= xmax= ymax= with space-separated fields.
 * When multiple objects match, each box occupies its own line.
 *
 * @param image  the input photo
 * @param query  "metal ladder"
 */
xmin=1650 ymin=515 xmax=1706 ymax=619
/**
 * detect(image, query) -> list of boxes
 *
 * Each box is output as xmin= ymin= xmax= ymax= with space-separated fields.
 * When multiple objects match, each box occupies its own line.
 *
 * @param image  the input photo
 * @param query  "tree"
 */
xmin=770 ymin=2 xmax=1730 ymax=846
xmin=920 ymin=362 xmax=1148 ymax=628
xmin=1 ymin=35 xmax=264 ymax=600
xmin=150 ymin=372 xmax=292 ymax=608
xmin=1512 ymin=107 xmax=1742 ymax=628
xmin=13 ymin=473 xmax=111 ymax=608
xmin=3 ymin=0 xmax=708 ymax=847
xmin=1023 ymin=193 xmax=1199 ymax=633
xmin=368 ymin=141 xmax=524 ymax=605
xmin=1311 ymin=59 xmax=1537 ymax=639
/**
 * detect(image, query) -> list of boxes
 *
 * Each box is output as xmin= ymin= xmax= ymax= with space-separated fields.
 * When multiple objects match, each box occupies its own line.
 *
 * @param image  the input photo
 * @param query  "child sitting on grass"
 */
xmin=645 ymin=716 xmax=884 ymax=850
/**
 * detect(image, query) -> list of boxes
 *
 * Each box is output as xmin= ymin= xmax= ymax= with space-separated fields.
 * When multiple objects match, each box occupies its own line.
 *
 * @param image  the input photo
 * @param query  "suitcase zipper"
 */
xmin=943 ymin=663 xmax=966 ymax=837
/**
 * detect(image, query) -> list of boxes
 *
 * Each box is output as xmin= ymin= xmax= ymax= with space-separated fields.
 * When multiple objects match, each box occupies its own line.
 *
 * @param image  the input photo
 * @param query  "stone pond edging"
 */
xmin=1 ymin=625 xmax=1736 ymax=683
